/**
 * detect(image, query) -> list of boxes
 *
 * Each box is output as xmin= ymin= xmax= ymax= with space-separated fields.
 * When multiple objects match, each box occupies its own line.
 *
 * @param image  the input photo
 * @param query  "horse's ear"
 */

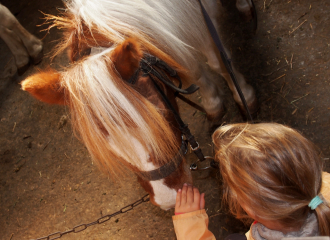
xmin=21 ymin=69 xmax=66 ymax=105
xmin=110 ymin=38 xmax=143 ymax=81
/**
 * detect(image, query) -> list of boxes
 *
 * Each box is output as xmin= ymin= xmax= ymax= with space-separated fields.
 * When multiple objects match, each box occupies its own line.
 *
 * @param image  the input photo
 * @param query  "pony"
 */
xmin=21 ymin=0 xmax=257 ymax=210
xmin=0 ymin=4 xmax=43 ymax=75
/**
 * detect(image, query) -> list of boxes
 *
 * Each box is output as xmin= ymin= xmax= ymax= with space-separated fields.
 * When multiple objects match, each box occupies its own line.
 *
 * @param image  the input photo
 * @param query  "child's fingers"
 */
xmin=186 ymin=185 xmax=194 ymax=203
xmin=175 ymin=188 xmax=181 ymax=208
xmin=200 ymin=193 xmax=205 ymax=209
xmin=193 ymin=187 xmax=200 ymax=204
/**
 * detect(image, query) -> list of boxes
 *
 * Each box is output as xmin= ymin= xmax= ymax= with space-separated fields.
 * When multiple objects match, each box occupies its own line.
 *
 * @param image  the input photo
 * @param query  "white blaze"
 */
xmin=108 ymin=134 xmax=177 ymax=209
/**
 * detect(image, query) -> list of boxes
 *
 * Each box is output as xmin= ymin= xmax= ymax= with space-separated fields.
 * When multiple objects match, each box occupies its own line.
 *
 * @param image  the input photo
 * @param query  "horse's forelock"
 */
xmin=61 ymin=50 xmax=178 ymax=176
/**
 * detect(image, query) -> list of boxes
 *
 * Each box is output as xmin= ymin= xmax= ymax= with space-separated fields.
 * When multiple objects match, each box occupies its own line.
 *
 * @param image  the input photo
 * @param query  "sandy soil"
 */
xmin=1 ymin=0 xmax=329 ymax=239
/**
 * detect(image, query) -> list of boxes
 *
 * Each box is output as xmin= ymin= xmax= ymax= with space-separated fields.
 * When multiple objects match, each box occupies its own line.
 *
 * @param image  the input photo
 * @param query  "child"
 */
xmin=172 ymin=123 xmax=330 ymax=240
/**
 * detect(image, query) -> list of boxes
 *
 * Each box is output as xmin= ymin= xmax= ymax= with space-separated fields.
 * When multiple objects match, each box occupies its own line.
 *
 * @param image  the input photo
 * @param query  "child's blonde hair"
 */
xmin=212 ymin=123 xmax=330 ymax=236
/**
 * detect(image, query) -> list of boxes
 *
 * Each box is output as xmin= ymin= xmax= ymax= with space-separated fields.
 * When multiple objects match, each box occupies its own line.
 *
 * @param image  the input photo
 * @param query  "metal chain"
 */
xmin=33 ymin=194 xmax=150 ymax=240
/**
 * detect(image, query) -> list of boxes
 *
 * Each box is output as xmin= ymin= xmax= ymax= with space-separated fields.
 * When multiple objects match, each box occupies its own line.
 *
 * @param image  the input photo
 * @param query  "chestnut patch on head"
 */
xmin=110 ymin=38 xmax=143 ymax=81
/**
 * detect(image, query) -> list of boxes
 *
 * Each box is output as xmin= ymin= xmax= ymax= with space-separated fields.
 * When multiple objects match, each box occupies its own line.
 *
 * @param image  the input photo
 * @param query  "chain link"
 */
xmin=33 ymin=194 xmax=150 ymax=240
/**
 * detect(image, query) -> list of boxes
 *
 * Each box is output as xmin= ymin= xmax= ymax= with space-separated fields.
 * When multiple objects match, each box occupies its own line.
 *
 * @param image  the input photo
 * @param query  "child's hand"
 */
xmin=175 ymin=183 xmax=205 ymax=215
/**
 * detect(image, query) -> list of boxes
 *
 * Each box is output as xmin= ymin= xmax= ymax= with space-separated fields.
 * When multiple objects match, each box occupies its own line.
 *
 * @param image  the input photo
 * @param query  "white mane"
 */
xmin=65 ymin=0 xmax=209 ymax=72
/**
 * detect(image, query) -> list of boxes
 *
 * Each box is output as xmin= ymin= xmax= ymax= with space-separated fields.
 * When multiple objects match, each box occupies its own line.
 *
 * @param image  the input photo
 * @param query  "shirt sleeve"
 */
xmin=172 ymin=209 xmax=216 ymax=240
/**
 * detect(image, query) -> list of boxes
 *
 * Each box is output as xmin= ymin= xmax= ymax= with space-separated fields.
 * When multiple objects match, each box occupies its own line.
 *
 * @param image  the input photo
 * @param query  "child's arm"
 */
xmin=172 ymin=184 xmax=216 ymax=240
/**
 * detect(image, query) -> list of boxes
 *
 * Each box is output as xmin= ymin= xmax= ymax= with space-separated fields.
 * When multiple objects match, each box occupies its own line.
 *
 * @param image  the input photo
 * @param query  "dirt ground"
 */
xmin=1 ymin=0 xmax=330 ymax=239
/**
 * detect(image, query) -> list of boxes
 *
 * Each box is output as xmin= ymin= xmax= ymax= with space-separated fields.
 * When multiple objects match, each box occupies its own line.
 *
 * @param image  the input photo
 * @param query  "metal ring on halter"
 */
xmin=190 ymin=142 xmax=200 ymax=151
xmin=190 ymin=156 xmax=217 ymax=171
xmin=182 ymin=135 xmax=188 ymax=155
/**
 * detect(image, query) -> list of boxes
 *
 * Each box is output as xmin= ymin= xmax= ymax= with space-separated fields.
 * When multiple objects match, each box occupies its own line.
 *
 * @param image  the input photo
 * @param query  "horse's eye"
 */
xmin=80 ymin=48 xmax=91 ymax=58
xmin=72 ymin=48 xmax=91 ymax=62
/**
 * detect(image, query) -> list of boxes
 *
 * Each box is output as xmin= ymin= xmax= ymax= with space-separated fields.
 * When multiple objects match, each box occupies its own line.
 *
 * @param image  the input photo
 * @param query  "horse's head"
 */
xmin=21 ymin=38 xmax=192 ymax=210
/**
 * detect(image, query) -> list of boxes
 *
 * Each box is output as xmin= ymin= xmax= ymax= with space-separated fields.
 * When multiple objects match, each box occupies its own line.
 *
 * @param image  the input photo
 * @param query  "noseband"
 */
xmin=139 ymin=136 xmax=187 ymax=181
xmin=129 ymin=54 xmax=215 ymax=181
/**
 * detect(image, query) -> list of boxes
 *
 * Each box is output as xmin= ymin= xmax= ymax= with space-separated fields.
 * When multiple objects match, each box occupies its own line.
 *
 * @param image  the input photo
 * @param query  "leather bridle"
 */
xmin=129 ymin=54 xmax=212 ymax=181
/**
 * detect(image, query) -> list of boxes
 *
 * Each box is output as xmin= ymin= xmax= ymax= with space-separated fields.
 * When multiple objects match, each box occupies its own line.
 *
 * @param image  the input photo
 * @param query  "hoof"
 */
xmin=237 ymin=0 xmax=258 ymax=32
xmin=31 ymin=46 xmax=44 ymax=65
xmin=17 ymin=62 xmax=30 ymax=76
xmin=238 ymin=97 xmax=259 ymax=122
xmin=207 ymin=105 xmax=226 ymax=134
xmin=238 ymin=10 xmax=254 ymax=22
